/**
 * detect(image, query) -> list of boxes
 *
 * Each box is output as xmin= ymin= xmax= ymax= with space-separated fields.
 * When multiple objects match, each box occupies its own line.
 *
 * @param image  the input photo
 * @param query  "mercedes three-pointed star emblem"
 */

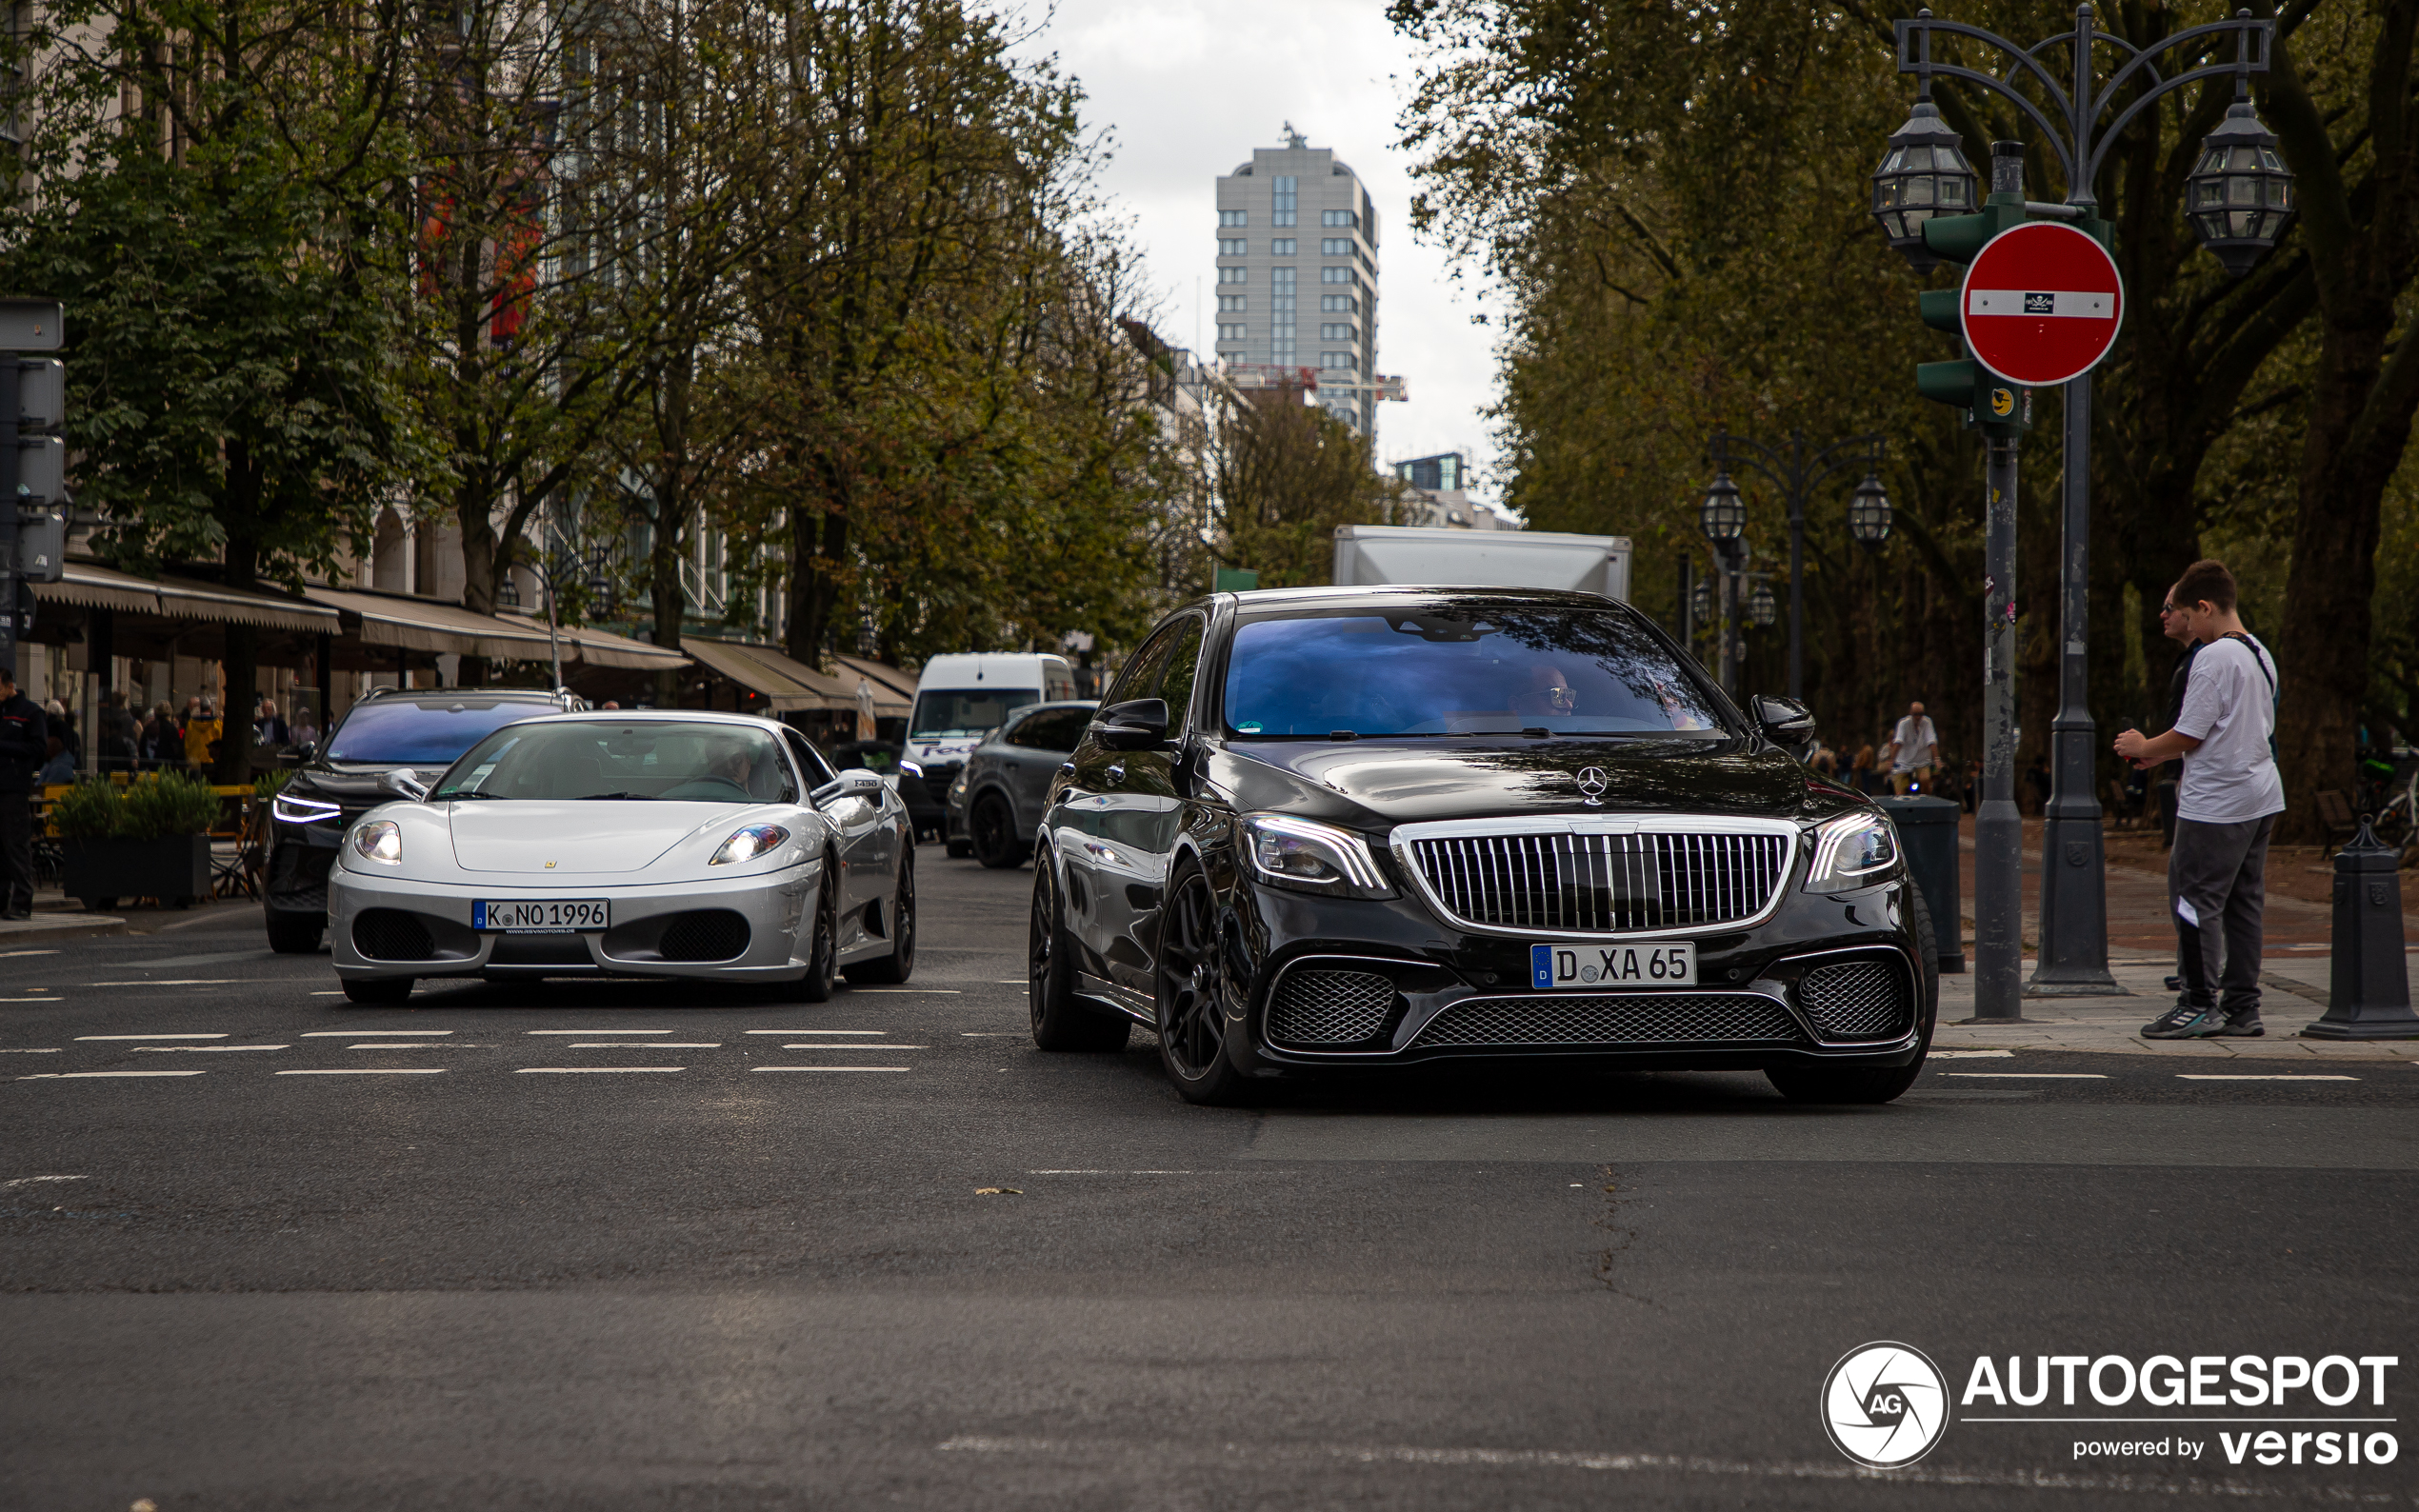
xmin=1575 ymin=766 xmax=1609 ymax=806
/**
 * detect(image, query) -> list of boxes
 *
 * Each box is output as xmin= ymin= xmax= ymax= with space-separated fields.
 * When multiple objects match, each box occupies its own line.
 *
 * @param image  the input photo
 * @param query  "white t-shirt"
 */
xmin=2173 ymin=634 xmax=2284 ymax=824
xmin=1889 ymin=715 xmax=1938 ymax=772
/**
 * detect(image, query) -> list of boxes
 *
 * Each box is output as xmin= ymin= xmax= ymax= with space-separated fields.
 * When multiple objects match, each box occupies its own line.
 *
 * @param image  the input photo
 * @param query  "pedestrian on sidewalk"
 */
xmin=2153 ymin=592 xmax=2200 ymax=846
xmin=0 ymin=666 xmax=46 ymax=921
xmin=2113 ymin=560 xmax=2282 ymax=1039
xmin=1884 ymin=701 xmax=1939 ymax=795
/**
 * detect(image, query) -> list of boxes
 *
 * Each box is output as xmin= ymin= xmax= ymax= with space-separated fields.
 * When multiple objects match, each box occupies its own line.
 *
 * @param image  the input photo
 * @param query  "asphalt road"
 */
xmin=3 ymin=853 xmax=2413 ymax=1510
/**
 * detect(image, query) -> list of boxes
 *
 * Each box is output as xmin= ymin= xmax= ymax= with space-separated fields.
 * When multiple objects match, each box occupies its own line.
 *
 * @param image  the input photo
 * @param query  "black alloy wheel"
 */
xmin=1153 ymin=863 xmax=1254 ymax=1104
xmin=970 ymin=793 xmax=1025 ymax=869
xmin=845 ymin=848 xmax=916 ymax=985
xmin=1029 ymin=860 xmax=1128 ymax=1051
xmin=1765 ymin=885 xmax=1939 ymax=1104
xmin=266 ymin=912 xmax=323 ymax=955
xmin=794 ymin=855 xmax=840 ymax=1003
xmin=341 ymin=976 xmax=412 ymax=1005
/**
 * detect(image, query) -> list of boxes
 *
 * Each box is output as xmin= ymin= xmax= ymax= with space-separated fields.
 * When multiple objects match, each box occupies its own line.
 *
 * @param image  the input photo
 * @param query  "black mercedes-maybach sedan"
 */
xmin=1027 ymin=587 xmax=1937 ymax=1105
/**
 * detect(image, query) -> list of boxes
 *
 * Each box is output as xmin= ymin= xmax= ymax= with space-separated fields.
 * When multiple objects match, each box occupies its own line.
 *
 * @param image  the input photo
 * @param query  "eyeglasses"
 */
xmin=2159 ymin=602 xmax=2181 ymax=615
xmin=1547 ymin=686 xmax=1576 ymax=706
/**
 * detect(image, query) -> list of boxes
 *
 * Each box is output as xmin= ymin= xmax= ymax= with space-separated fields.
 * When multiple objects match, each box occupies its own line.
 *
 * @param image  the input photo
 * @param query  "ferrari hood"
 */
xmin=447 ymin=802 xmax=728 ymax=874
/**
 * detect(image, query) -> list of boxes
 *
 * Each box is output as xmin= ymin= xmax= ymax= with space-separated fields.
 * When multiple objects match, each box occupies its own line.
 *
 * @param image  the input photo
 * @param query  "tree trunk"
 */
xmin=215 ymin=527 xmax=260 ymax=786
xmin=786 ymin=489 xmax=850 ymax=671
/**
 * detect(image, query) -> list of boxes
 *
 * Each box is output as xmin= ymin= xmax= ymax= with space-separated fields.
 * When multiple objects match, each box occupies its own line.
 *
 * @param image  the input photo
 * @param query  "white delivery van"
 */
xmin=1330 ymin=525 xmax=1632 ymax=601
xmin=906 ymin=653 xmax=1079 ymax=774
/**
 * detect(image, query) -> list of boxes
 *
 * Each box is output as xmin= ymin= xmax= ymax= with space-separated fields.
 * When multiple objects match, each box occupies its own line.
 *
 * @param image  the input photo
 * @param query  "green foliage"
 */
xmin=252 ymin=768 xmax=293 ymax=801
xmin=119 ymin=772 xmax=228 ymax=840
xmin=46 ymin=779 xmax=125 ymax=841
xmin=1212 ymin=394 xmax=1402 ymax=589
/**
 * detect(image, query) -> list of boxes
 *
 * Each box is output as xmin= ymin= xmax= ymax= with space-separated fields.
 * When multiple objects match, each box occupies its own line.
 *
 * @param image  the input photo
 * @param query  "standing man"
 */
xmin=2152 ymin=592 xmax=2201 ymax=846
xmin=1884 ymin=700 xmax=1939 ymax=795
xmin=2114 ymin=560 xmax=2282 ymax=1039
xmin=0 ymin=666 xmax=48 ymax=920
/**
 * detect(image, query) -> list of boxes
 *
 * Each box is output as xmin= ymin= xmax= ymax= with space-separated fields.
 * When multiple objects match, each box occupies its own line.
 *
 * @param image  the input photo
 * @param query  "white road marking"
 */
xmin=277 ymin=1068 xmax=447 ymax=1076
xmin=782 ymin=1044 xmax=925 ymax=1050
xmin=130 ymin=1045 xmax=289 ymax=1053
xmin=349 ymin=1044 xmax=451 ymax=1050
xmin=2177 ymin=1074 xmax=2360 ymax=1082
xmin=961 ymin=1032 xmax=1021 ymax=1038
xmin=0 ymin=997 xmax=58 ymax=1002
xmin=525 ymin=1029 xmax=672 ymax=1035
xmin=752 ymin=1065 xmax=911 ymax=1073
xmin=568 ymin=1042 xmax=722 ymax=1048
xmin=1947 ymin=1073 xmax=2108 ymax=1080
xmin=1929 ymin=1049 xmax=2014 ymax=1059
xmin=0 ymin=949 xmax=60 ymax=958
xmin=745 ymin=1028 xmax=881 ymax=1035
xmin=302 ymin=1030 xmax=453 ymax=1037
xmin=850 ymin=988 xmax=958 ymax=994
xmin=1027 ymin=1170 xmax=1285 ymax=1176
xmin=20 ymin=1070 xmax=208 ymax=1079
xmin=87 ymin=979 xmax=251 ymax=986
xmin=2 ymin=1175 xmax=87 ymax=1185
xmin=0 ymin=1048 xmax=62 ymax=1054
xmin=310 ymin=991 xmax=348 ymax=997
xmin=76 ymin=1033 xmax=227 ymax=1041
xmin=515 ymin=1066 xmax=686 ymax=1074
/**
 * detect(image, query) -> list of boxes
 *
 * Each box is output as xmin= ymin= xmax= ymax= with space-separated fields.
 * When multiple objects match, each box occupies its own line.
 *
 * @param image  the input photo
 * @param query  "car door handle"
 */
xmin=1059 ymin=762 xmax=1076 ymax=775
xmin=1106 ymin=763 xmax=1125 ymax=785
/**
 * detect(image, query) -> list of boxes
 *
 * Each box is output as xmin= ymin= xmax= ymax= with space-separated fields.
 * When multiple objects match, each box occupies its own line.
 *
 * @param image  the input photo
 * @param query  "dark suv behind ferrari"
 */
xmin=263 ymin=688 xmax=574 ymax=952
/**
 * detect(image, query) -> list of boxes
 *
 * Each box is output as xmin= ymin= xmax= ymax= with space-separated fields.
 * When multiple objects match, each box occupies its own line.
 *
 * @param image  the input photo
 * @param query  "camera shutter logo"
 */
xmin=1576 ymin=767 xmax=1609 ymax=806
xmin=1823 ymin=1343 xmax=1949 ymax=1468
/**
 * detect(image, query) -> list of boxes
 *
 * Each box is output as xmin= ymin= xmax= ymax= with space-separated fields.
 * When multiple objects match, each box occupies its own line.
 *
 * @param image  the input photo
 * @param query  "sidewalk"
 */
xmin=1940 ymin=812 xmax=2419 ymax=1059
xmin=0 ymin=886 xmax=263 ymax=943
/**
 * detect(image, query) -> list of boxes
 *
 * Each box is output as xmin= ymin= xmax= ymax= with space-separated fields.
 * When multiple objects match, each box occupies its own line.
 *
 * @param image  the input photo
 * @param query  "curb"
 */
xmin=0 ymin=913 xmax=130 ymax=945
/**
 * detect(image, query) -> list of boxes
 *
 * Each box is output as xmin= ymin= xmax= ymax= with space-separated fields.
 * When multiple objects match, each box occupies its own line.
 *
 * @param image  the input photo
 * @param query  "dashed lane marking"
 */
xmin=850 ymin=988 xmax=958 ymax=994
xmin=567 ymin=1042 xmax=723 ymax=1048
xmin=349 ymin=1044 xmax=453 ymax=1049
xmin=276 ymin=1068 xmax=447 ymax=1076
xmin=310 ymin=991 xmax=347 ymax=997
xmin=86 ymin=979 xmax=253 ymax=986
xmin=302 ymin=1030 xmax=453 ymax=1037
xmin=2177 ymin=1074 xmax=2360 ymax=1082
xmin=515 ymin=1066 xmax=686 ymax=1074
xmin=75 ymin=1034 xmax=227 ymax=1041
xmin=1929 ymin=1049 xmax=2014 ymax=1059
xmin=783 ymin=1044 xmax=925 ymax=1050
xmin=752 ymin=1066 xmax=911 ymax=1073
xmin=20 ymin=1070 xmax=208 ymax=1079
xmin=0 ymin=1048 xmax=62 ymax=1054
xmin=1946 ymin=1073 xmax=2109 ymax=1080
xmin=1 ymin=1175 xmax=87 ymax=1186
xmin=745 ymin=1028 xmax=881 ymax=1035
xmin=130 ymin=1045 xmax=289 ymax=1053
xmin=525 ymin=1029 xmax=671 ymax=1035
xmin=0 ymin=949 xmax=59 ymax=958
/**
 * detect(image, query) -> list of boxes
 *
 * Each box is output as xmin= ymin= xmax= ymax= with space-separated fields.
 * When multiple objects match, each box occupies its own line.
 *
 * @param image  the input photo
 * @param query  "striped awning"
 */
xmin=36 ymin=560 xmax=343 ymax=634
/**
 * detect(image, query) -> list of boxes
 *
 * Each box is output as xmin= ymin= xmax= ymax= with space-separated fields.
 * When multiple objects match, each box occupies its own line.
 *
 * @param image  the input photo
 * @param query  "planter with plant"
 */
xmin=54 ymin=772 xmax=222 ymax=910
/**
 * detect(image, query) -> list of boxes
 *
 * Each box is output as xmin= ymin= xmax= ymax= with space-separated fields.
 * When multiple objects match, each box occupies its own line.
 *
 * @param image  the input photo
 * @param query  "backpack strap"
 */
xmin=2220 ymin=631 xmax=2274 ymax=693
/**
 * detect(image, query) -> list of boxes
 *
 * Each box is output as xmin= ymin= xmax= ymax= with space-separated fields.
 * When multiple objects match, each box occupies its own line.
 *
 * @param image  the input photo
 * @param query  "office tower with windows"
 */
xmin=1213 ymin=126 xmax=1380 ymax=434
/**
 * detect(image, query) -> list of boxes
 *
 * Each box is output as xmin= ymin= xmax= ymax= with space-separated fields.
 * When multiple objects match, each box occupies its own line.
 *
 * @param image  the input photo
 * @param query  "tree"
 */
xmin=1209 ymin=385 xmax=1400 ymax=589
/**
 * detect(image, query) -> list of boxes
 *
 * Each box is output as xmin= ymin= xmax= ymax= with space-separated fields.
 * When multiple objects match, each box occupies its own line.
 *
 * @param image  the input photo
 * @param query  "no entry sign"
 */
xmin=1960 ymin=221 xmax=2124 ymax=388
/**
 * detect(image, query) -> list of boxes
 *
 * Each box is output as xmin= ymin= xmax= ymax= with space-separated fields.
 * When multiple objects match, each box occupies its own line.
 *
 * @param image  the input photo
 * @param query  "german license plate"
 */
xmin=474 ymin=898 xmax=610 ymax=933
xmin=1530 ymin=941 xmax=1695 ymax=989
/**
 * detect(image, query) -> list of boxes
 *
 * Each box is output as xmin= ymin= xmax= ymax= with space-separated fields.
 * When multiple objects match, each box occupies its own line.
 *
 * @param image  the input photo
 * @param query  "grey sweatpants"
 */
xmin=2169 ymin=814 xmax=2274 ymax=1018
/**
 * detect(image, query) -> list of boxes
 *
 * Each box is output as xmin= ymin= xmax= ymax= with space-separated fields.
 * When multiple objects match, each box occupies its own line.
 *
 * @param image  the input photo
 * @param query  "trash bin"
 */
xmin=1876 ymin=795 xmax=1965 ymax=974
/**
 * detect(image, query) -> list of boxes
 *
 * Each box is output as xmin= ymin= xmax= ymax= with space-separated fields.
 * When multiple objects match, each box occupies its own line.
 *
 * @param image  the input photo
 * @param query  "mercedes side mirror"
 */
xmin=380 ymin=767 xmax=430 ymax=802
xmin=812 ymin=768 xmax=887 ymax=806
xmin=1094 ymin=698 xmax=1169 ymax=751
xmin=1750 ymin=695 xmax=1817 ymax=747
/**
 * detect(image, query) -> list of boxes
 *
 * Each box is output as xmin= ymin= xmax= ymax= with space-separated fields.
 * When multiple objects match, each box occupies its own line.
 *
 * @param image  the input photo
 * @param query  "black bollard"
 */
xmin=1877 ymin=795 xmax=1965 ymax=974
xmin=2302 ymin=815 xmax=2419 ymax=1041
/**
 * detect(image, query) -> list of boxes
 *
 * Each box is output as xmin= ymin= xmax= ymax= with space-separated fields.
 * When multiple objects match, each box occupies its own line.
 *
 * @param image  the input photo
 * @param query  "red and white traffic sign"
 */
xmin=1959 ymin=220 xmax=2124 ymax=388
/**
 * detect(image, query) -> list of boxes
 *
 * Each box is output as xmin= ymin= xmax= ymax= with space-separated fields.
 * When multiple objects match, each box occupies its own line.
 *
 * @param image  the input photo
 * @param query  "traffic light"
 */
xmin=1898 ymin=144 xmax=2060 ymax=440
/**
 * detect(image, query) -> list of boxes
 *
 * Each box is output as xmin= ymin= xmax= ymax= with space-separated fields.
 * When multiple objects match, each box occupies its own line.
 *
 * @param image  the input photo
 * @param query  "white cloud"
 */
xmin=1014 ymin=0 xmax=1508 ymax=513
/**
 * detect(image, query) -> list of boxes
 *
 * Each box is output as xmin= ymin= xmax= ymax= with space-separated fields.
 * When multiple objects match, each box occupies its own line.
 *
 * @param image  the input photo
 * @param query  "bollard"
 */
xmin=2302 ymin=815 xmax=2418 ymax=1040
xmin=1877 ymin=795 xmax=1966 ymax=974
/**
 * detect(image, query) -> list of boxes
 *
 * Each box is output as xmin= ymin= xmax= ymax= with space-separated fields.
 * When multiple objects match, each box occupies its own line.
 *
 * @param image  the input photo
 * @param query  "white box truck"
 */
xmin=1330 ymin=526 xmax=1632 ymax=602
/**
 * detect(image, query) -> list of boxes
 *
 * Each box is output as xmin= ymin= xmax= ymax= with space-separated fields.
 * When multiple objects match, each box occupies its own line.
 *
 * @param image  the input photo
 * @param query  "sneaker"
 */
xmin=2141 ymin=1004 xmax=2229 ymax=1039
xmin=2213 ymin=1012 xmax=2265 ymax=1038
xmin=2163 ymin=975 xmax=2183 ymax=992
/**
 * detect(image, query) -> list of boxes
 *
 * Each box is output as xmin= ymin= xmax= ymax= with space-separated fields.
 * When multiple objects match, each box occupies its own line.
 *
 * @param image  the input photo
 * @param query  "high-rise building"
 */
xmin=1214 ymin=126 xmax=1379 ymax=435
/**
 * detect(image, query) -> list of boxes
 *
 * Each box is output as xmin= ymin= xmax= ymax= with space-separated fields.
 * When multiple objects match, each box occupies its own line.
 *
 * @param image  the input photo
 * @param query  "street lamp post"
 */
xmin=1873 ymin=5 xmax=2291 ymax=1011
xmin=1705 ymin=428 xmax=1889 ymax=704
xmin=1697 ymin=474 xmax=1748 ymax=697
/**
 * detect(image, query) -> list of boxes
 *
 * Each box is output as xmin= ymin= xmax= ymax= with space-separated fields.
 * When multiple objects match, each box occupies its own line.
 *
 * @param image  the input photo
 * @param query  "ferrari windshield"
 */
xmin=432 ymin=721 xmax=797 ymax=803
xmin=1223 ymin=607 xmax=1729 ymax=738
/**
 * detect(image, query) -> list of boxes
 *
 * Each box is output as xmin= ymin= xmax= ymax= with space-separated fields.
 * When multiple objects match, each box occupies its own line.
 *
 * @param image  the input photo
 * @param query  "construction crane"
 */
xmin=1221 ymin=363 xmax=1408 ymax=403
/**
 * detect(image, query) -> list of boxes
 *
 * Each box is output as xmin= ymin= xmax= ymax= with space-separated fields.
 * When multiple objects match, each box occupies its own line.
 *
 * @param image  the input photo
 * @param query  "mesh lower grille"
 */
xmin=658 ymin=909 xmax=750 ymax=963
xmin=1798 ymin=961 xmax=1909 ymax=1040
xmin=1268 ymin=969 xmax=1396 ymax=1046
xmin=352 ymin=908 xmax=434 ymax=961
xmin=1410 ymin=992 xmax=1802 ymax=1048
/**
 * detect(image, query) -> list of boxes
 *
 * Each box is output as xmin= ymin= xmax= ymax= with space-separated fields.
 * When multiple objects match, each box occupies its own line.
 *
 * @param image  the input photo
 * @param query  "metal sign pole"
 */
xmin=1974 ymin=435 xmax=2025 ymax=1020
xmin=0 ymin=358 xmax=18 ymax=682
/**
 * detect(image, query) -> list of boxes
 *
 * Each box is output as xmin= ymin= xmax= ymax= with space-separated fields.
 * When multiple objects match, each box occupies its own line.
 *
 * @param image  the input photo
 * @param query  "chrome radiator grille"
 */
xmin=1406 ymin=830 xmax=1789 ymax=933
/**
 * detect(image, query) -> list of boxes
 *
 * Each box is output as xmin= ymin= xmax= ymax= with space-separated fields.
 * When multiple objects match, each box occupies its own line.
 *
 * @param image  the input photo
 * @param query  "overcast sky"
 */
xmin=1014 ymin=0 xmax=1509 ymax=514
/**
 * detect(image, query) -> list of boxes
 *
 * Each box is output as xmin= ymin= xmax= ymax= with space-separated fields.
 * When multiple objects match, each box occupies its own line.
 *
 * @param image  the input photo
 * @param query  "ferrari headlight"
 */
xmin=1805 ymin=812 xmax=1896 ymax=891
xmin=711 ymin=823 xmax=790 ymax=865
xmin=272 ymin=791 xmax=341 ymax=826
xmin=1242 ymin=813 xmax=1393 ymax=898
xmin=351 ymin=820 xmax=403 ymax=866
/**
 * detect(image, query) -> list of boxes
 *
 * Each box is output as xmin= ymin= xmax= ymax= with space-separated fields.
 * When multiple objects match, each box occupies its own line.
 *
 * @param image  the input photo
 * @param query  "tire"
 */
xmin=845 ymin=848 xmax=916 ymax=985
xmin=266 ymin=912 xmax=324 ymax=955
xmin=1153 ymin=861 xmax=1256 ymax=1105
xmin=1030 ymin=859 xmax=1129 ymax=1051
xmin=1765 ymin=884 xmax=1939 ymax=1105
xmin=792 ymin=859 xmax=840 ymax=1003
xmin=341 ymin=976 xmax=413 ymax=1005
xmin=971 ymin=793 xmax=1025 ymax=869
